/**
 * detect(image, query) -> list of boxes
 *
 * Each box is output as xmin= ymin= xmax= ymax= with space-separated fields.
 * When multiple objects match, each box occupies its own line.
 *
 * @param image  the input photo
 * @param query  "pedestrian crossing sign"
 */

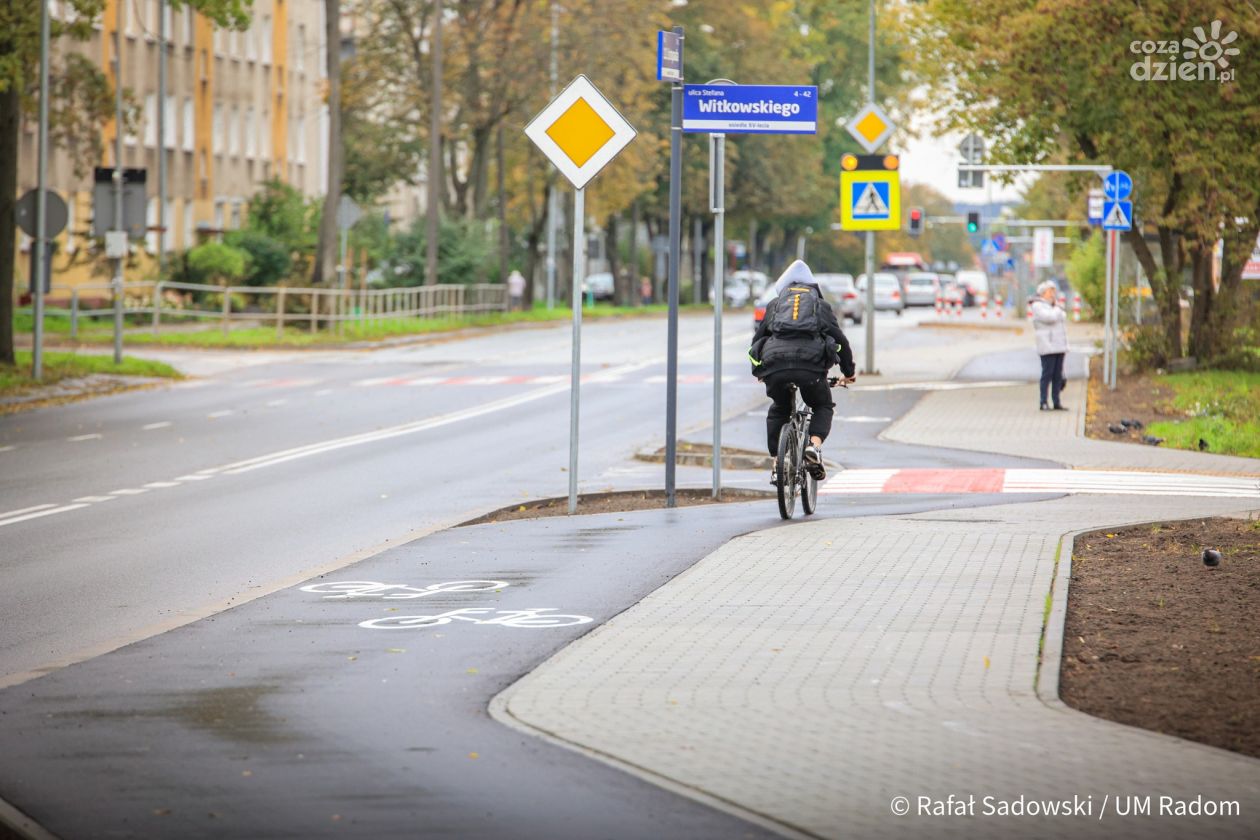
xmin=1102 ymin=200 xmax=1132 ymax=231
xmin=839 ymin=158 xmax=900 ymax=231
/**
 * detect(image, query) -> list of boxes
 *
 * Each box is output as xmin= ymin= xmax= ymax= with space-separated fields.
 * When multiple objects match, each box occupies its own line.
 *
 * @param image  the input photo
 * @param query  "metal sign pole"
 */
xmin=862 ymin=0 xmax=876 ymax=375
xmin=1109 ymin=229 xmax=1120 ymax=389
xmin=546 ymin=2 xmax=559 ymax=309
xmin=112 ymin=5 xmax=125 ymax=365
xmin=710 ymin=132 xmax=725 ymax=500
xmin=1103 ymin=230 xmax=1114 ymax=386
xmin=33 ymin=0 xmax=52 ymax=379
xmin=664 ymin=25 xmax=684 ymax=509
xmin=158 ymin=0 xmax=167 ymax=275
xmin=568 ymin=188 xmax=585 ymax=514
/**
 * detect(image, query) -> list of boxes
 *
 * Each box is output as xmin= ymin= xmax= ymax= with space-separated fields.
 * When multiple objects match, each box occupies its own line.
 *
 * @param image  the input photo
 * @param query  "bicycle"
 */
xmin=774 ymin=377 xmax=847 ymax=520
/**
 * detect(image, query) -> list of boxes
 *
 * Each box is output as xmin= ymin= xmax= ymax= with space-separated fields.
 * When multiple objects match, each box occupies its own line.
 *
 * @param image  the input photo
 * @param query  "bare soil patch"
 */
xmin=1060 ymin=516 xmax=1260 ymax=759
xmin=459 ymin=488 xmax=774 ymax=526
xmin=1083 ymin=357 xmax=1178 ymax=445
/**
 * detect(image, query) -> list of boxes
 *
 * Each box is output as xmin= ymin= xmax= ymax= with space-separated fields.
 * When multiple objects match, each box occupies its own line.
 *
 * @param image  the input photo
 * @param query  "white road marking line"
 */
xmin=0 ymin=445 xmax=15 ymax=453
xmin=218 ymin=356 xmax=667 ymax=476
xmin=314 ymin=389 xmax=335 ymax=396
xmin=175 ymin=474 xmax=215 ymax=481
xmin=109 ymin=488 xmax=149 ymax=496
xmin=836 ymin=416 xmax=893 ymax=423
xmin=208 ymin=410 xmax=233 ymax=419
xmin=73 ymin=496 xmax=117 ymax=503
xmin=0 ymin=504 xmax=57 ymax=519
xmin=849 ymin=380 xmax=1026 ymax=392
xmin=266 ymin=399 xmax=288 ymax=407
xmin=0 ymin=504 xmax=91 ymax=529
xmin=143 ymin=481 xmax=181 ymax=489
xmin=142 ymin=421 xmax=172 ymax=430
xmin=67 ymin=433 xmax=102 ymax=442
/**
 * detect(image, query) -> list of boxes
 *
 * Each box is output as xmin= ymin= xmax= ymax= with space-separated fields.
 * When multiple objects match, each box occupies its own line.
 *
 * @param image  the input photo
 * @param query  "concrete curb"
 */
xmin=0 ymin=796 xmax=59 ymax=840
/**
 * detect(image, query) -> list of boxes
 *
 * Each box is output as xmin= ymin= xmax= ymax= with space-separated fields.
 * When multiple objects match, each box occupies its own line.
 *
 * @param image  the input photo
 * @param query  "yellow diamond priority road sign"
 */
xmin=525 ymin=75 xmax=636 ymax=190
xmin=845 ymin=102 xmax=895 ymax=154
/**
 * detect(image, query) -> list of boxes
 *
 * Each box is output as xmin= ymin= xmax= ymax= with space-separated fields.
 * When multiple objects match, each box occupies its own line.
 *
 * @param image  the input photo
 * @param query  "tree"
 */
xmin=909 ymin=0 xmax=1260 ymax=363
xmin=312 ymin=0 xmax=343 ymax=286
xmin=0 ymin=0 xmax=253 ymax=365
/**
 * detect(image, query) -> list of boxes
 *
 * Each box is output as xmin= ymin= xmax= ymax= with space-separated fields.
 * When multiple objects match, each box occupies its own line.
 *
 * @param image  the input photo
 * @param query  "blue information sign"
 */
xmin=1103 ymin=170 xmax=1133 ymax=201
xmin=657 ymin=31 xmax=682 ymax=82
xmin=681 ymin=84 xmax=818 ymax=134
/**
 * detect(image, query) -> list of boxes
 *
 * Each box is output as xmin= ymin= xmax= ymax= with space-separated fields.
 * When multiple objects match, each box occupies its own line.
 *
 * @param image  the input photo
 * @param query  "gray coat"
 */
xmin=1032 ymin=299 xmax=1068 ymax=355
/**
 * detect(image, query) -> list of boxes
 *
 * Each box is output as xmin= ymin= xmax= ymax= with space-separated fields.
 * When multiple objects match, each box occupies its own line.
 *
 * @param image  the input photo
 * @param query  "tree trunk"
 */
xmin=495 ymin=124 xmax=508 ymax=283
xmin=607 ymin=212 xmax=624 ymax=306
xmin=630 ymin=200 xmax=641 ymax=305
xmin=1186 ymin=241 xmax=1213 ymax=359
xmin=312 ymin=0 xmax=343 ymax=287
xmin=0 ymin=85 xmax=18 ymax=365
xmin=1201 ymin=217 xmax=1260 ymax=361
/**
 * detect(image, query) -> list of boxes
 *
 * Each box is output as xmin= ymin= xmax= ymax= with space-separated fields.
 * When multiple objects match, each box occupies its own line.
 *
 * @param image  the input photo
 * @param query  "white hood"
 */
xmin=773 ymin=260 xmax=818 ymax=295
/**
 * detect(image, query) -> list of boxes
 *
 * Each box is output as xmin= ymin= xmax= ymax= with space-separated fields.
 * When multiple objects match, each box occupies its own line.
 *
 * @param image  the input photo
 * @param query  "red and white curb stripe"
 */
xmin=819 ymin=468 xmax=1260 ymax=498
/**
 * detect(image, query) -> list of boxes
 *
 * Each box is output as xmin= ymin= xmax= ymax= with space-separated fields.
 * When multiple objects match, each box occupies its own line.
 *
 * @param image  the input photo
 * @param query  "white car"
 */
xmin=903 ymin=272 xmax=941 ymax=307
xmin=856 ymin=272 xmax=905 ymax=314
xmin=714 ymin=270 xmax=769 ymax=308
xmin=954 ymin=270 xmax=989 ymax=307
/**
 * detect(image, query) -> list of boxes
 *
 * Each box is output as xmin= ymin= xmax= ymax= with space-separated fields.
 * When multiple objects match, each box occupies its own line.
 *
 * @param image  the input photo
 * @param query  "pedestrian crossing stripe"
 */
xmin=817 ymin=468 xmax=1260 ymax=498
xmin=852 ymin=182 xmax=890 ymax=218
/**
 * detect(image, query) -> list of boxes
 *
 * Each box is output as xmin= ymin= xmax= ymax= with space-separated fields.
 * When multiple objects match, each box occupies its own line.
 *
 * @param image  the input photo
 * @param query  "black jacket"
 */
xmin=750 ymin=287 xmax=855 ymax=379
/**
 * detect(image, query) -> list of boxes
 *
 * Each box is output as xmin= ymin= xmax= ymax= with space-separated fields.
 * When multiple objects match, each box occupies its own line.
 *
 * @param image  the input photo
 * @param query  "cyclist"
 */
xmin=749 ymin=260 xmax=856 ymax=481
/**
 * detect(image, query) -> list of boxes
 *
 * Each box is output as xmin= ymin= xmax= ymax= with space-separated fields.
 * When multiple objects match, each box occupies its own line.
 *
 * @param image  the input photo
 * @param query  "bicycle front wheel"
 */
xmin=776 ymin=424 xmax=797 ymax=520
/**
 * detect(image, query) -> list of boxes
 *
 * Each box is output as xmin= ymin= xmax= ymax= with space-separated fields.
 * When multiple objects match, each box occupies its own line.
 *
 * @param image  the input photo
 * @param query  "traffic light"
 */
xmin=966 ymin=212 xmax=980 ymax=233
xmin=908 ymin=207 xmax=923 ymax=237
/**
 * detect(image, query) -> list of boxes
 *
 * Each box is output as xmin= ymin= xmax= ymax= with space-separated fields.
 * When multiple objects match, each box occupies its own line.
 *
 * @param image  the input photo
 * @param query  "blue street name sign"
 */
xmin=657 ymin=31 xmax=683 ymax=82
xmin=1103 ymin=170 xmax=1133 ymax=201
xmin=1102 ymin=200 xmax=1133 ymax=231
xmin=681 ymin=84 xmax=818 ymax=134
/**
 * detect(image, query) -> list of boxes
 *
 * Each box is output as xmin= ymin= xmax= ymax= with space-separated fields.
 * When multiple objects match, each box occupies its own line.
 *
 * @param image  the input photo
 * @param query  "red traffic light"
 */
xmin=909 ymin=209 xmax=922 ymax=222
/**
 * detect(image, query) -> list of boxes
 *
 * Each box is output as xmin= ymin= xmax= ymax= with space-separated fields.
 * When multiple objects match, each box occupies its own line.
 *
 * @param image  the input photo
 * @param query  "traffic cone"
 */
xmin=979 ymin=292 xmax=988 ymax=318
xmin=955 ymin=298 xmax=963 ymax=318
xmin=995 ymin=293 xmax=1004 ymax=318
xmin=1026 ymin=299 xmax=1033 ymax=319
xmin=935 ymin=294 xmax=943 ymax=317
xmin=1072 ymin=293 xmax=1082 ymax=322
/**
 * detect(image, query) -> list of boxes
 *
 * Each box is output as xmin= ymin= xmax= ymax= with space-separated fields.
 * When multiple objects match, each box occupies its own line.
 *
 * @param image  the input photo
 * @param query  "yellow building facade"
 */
xmin=14 ymin=0 xmax=329 ymax=299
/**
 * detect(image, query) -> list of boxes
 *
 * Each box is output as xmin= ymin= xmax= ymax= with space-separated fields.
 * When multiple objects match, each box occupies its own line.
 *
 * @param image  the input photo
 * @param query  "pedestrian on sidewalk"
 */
xmin=640 ymin=276 xmax=653 ymax=306
xmin=1032 ymin=280 xmax=1068 ymax=411
xmin=506 ymin=269 xmax=526 ymax=311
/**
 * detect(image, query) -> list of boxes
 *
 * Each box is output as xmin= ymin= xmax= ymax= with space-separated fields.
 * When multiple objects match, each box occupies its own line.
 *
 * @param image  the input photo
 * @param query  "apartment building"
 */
xmin=14 ymin=0 xmax=330 ymax=293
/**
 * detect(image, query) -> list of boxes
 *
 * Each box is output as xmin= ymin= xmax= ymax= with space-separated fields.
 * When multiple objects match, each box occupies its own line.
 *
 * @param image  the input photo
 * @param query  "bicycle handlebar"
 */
xmin=828 ymin=376 xmax=856 ymax=389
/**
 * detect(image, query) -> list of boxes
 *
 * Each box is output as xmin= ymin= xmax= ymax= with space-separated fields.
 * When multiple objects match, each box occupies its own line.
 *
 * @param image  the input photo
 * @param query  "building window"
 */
xmin=260 ymin=112 xmax=271 ymax=162
xmin=184 ymin=8 xmax=194 ymax=46
xmin=65 ymin=192 xmax=78 ymax=254
xmin=228 ymin=106 xmax=241 ymax=156
xmin=230 ymin=201 xmax=242 ymax=230
xmin=212 ymin=104 xmax=224 ymax=154
xmin=294 ymin=115 xmax=306 ymax=164
xmin=146 ymin=197 xmax=158 ymax=253
xmin=295 ymin=25 xmax=305 ymax=72
xmin=141 ymin=93 xmax=156 ymax=147
xmin=262 ymin=17 xmax=273 ymax=64
xmin=245 ymin=108 xmax=256 ymax=159
xmin=182 ymin=97 xmax=194 ymax=151
xmin=245 ymin=22 xmax=257 ymax=62
xmin=214 ymin=200 xmax=225 ymax=232
xmin=164 ymin=95 xmax=176 ymax=148
xmin=183 ymin=200 xmax=195 ymax=249
xmin=161 ymin=1 xmax=172 ymax=39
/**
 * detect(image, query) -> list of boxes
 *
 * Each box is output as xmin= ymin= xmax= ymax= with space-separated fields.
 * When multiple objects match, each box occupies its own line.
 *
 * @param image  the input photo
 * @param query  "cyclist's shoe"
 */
xmin=769 ymin=465 xmax=779 ymax=485
xmin=803 ymin=445 xmax=826 ymax=480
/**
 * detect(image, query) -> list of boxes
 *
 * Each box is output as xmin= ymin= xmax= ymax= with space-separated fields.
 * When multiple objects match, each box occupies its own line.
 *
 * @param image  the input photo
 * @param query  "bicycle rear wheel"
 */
xmin=801 ymin=470 xmax=818 ymax=515
xmin=776 ymin=424 xmax=797 ymax=520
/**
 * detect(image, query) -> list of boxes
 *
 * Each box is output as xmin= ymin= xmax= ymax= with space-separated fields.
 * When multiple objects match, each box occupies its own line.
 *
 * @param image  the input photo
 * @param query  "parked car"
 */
xmin=581 ymin=272 xmax=615 ymax=302
xmin=903 ymin=271 xmax=941 ymax=307
xmin=954 ymin=270 xmax=990 ymax=307
xmin=815 ymin=273 xmax=863 ymax=324
xmin=938 ymin=276 xmax=965 ymax=307
xmin=856 ymin=272 xmax=905 ymax=315
xmin=714 ymin=270 xmax=769 ymax=308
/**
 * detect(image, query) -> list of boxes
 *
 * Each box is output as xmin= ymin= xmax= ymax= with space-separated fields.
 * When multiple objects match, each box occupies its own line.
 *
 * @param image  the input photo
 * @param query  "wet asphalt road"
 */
xmin=0 ymin=311 xmax=1065 ymax=838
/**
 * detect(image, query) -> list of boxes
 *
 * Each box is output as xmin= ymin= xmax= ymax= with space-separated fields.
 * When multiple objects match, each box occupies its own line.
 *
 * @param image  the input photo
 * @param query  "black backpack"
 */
xmin=769 ymin=284 xmax=825 ymax=337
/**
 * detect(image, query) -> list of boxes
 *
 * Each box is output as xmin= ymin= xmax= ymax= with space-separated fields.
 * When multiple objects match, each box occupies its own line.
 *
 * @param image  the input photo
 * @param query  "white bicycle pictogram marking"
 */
xmin=358 ymin=608 xmax=593 ymax=630
xmin=299 ymin=580 xmax=509 ymax=600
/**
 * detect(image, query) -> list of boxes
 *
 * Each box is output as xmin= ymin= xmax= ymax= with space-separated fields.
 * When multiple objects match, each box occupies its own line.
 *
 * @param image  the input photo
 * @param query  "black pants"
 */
xmin=1039 ymin=352 xmax=1065 ymax=408
xmin=763 ymin=371 xmax=834 ymax=456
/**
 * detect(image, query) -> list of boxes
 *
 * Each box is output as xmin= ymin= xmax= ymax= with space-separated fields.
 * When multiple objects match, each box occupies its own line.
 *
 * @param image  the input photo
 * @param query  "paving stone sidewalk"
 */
xmin=881 ymin=383 xmax=1260 ymax=475
xmin=497 ymin=495 xmax=1260 ymax=840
